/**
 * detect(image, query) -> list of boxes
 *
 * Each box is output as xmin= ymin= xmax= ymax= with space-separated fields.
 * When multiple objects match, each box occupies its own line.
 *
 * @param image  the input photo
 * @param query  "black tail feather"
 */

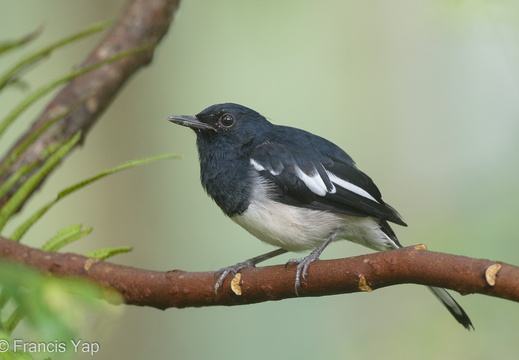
xmin=428 ymin=286 xmax=474 ymax=330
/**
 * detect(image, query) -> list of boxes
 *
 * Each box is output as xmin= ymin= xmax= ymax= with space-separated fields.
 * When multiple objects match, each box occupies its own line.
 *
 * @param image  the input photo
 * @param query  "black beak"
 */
xmin=168 ymin=115 xmax=215 ymax=131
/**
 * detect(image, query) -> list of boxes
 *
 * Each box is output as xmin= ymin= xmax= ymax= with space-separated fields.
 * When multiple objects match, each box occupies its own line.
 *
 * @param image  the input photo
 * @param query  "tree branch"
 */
xmin=0 ymin=0 xmax=180 ymax=208
xmin=0 ymin=236 xmax=517 ymax=309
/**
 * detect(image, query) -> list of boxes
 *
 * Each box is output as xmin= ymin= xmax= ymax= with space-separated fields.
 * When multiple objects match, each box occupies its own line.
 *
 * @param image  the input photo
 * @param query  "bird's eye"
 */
xmin=219 ymin=113 xmax=235 ymax=128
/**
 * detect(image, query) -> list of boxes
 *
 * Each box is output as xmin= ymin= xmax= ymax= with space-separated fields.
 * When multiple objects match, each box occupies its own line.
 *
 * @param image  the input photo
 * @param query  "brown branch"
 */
xmin=0 ymin=0 xmax=180 ymax=207
xmin=0 ymin=236 xmax=517 ymax=309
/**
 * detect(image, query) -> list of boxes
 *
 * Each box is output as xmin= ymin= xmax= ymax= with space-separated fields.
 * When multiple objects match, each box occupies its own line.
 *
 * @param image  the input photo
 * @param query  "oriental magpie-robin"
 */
xmin=168 ymin=103 xmax=473 ymax=330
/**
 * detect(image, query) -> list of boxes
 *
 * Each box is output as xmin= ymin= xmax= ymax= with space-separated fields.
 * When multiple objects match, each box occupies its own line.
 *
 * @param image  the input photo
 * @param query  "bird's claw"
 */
xmin=214 ymin=260 xmax=255 ymax=294
xmin=285 ymin=254 xmax=320 ymax=296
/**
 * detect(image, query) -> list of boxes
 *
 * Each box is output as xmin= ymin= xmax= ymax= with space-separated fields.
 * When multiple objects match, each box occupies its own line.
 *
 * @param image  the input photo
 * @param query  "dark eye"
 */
xmin=219 ymin=113 xmax=235 ymax=127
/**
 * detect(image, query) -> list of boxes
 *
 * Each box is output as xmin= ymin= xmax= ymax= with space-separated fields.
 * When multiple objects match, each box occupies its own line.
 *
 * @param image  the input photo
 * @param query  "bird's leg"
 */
xmin=285 ymin=230 xmax=339 ymax=295
xmin=214 ymin=248 xmax=288 ymax=293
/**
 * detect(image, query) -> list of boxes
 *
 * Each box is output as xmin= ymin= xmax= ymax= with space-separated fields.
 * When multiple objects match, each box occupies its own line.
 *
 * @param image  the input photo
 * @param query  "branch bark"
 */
xmin=1 ymin=236 xmax=517 ymax=309
xmin=0 ymin=0 xmax=180 ymax=208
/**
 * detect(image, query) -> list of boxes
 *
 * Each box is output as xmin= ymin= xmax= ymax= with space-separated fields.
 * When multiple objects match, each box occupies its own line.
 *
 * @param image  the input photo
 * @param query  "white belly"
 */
xmin=232 ymin=197 xmax=397 ymax=253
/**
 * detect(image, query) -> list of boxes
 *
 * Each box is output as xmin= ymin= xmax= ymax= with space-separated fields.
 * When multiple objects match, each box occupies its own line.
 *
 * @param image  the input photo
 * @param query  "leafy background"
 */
xmin=1 ymin=1 xmax=519 ymax=359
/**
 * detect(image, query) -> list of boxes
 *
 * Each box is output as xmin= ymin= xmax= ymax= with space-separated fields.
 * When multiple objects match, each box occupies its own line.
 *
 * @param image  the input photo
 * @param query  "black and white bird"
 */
xmin=168 ymin=103 xmax=473 ymax=330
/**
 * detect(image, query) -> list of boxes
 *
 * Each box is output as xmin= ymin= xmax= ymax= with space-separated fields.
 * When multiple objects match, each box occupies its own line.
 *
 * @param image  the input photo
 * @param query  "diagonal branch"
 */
xmin=0 ymin=0 xmax=180 ymax=208
xmin=0 ymin=236 xmax=517 ymax=309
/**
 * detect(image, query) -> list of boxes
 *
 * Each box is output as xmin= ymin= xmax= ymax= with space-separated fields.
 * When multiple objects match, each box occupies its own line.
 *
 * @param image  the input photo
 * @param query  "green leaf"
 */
xmin=3 ymin=307 xmax=25 ymax=335
xmin=41 ymin=224 xmax=93 ymax=252
xmin=59 ymin=154 xmax=179 ymax=199
xmin=0 ymin=26 xmax=42 ymax=56
xmin=86 ymin=246 xmax=133 ymax=260
xmin=0 ymin=162 xmax=38 ymax=201
xmin=0 ymin=343 xmax=35 ymax=360
xmin=0 ymin=21 xmax=110 ymax=91
xmin=0 ymin=261 xmax=122 ymax=339
xmin=0 ymin=132 xmax=81 ymax=233
xmin=0 ymin=89 xmax=93 ymax=177
xmin=0 ymin=44 xmax=149 ymax=141
xmin=9 ymin=153 xmax=179 ymax=242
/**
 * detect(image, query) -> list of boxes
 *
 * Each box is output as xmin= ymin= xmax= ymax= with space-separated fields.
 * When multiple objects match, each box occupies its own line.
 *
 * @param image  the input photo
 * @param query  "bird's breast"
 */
xmin=197 ymin=147 xmax=252 ymax=216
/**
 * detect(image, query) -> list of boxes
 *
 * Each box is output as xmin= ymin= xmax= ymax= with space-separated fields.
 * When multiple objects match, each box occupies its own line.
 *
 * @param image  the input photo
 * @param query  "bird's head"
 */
xmin=168 ymin=103 xmax=270 ymax=147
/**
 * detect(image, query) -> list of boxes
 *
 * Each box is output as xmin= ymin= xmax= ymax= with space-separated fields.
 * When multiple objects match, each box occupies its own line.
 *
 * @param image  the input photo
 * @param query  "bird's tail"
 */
xmin=427 ymin=286 xmax=474 ymax=330
xmin=379 ymin=221 xmax=473 ymax=330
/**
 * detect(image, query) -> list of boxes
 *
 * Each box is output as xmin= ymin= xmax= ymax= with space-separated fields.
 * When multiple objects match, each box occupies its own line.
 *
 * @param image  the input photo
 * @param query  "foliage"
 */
xmin=0 ymin=24 xmax=178 ymax=358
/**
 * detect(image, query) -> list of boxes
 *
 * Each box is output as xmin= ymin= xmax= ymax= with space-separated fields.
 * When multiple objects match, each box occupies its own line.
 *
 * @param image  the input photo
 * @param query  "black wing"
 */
xmin=250 ymin=140 xmax=407 ymax=226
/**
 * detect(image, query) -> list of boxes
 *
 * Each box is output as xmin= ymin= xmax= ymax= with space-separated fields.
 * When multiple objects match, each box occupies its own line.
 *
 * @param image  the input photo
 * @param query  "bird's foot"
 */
xmin=214 ymin=260 xmax=256 ymax=294
xmin=213 ymin=249 xmax=289 ymax=294
xmin=285 ymin=252 xmax=321 ymax=296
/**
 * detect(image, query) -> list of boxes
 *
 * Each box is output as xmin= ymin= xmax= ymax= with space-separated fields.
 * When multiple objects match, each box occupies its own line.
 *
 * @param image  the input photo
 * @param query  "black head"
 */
xmin=168 ymin=103 xmax=271 ymax=146
xmin=169 ymin=103 xmax=272 ymax=215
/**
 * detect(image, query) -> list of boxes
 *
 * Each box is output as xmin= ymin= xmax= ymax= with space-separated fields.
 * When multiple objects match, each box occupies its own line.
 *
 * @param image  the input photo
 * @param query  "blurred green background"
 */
xmin=2 ymin=1 xmax=519 ymax=359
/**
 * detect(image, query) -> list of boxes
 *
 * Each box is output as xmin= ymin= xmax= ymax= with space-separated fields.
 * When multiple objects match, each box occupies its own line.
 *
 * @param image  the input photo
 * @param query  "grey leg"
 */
xmin=214 ymin=248 xmax=288 ymax=293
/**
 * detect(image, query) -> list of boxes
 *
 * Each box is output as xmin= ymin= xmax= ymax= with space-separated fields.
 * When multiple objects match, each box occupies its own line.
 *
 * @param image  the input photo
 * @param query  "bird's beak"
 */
xmin=168 ymin=115 xmax=215 ymax=131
